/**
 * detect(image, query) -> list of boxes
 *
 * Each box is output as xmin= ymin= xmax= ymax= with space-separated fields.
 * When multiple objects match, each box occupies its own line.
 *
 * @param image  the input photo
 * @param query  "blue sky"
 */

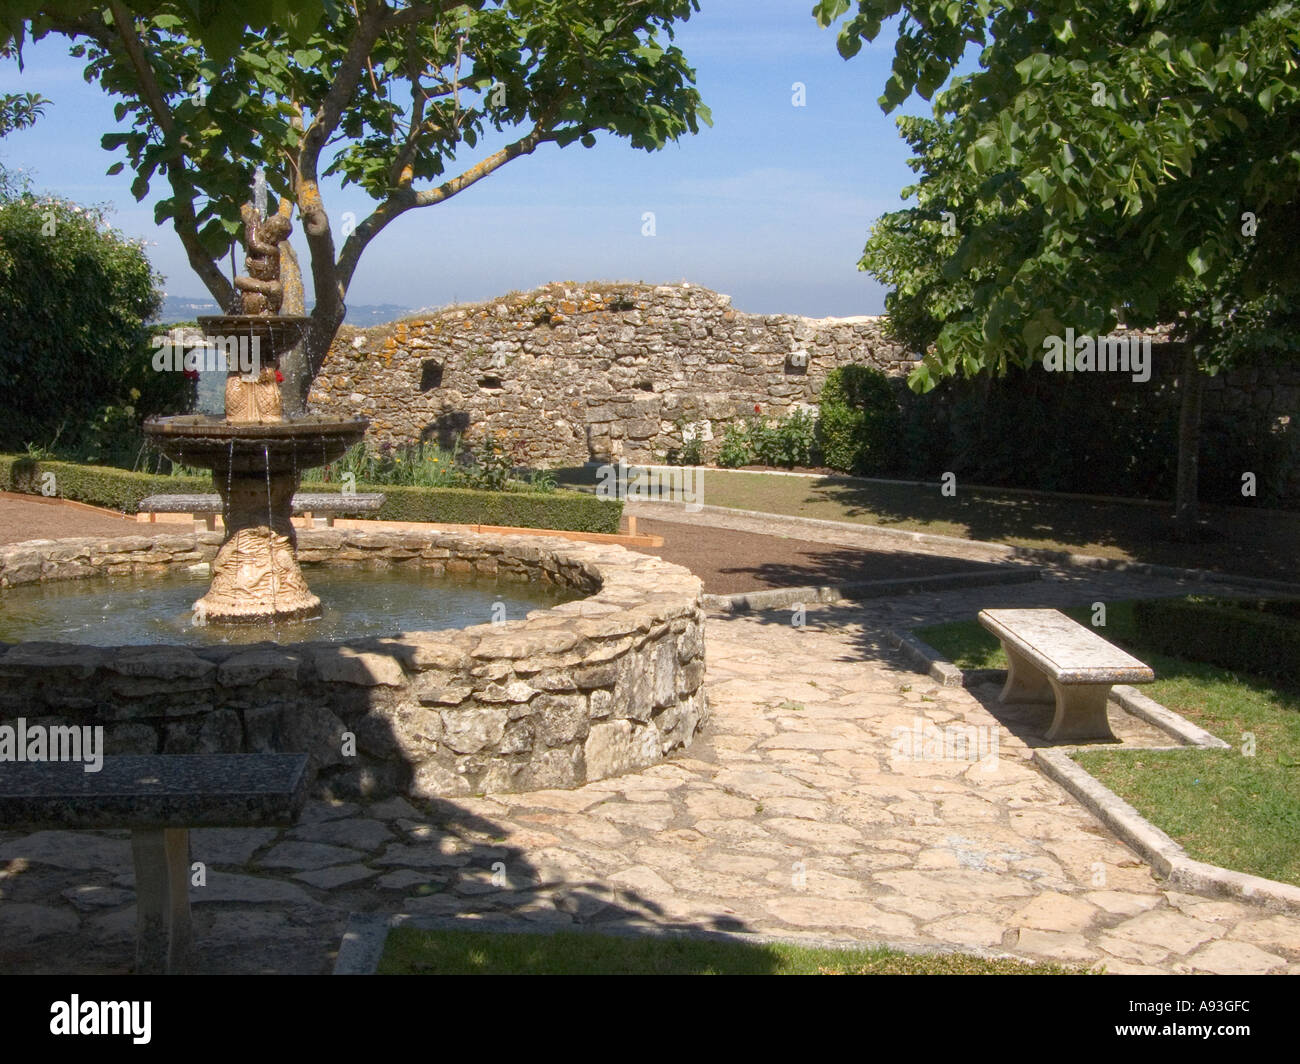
xmin=0 ymin=1 xmax=934 ymax=317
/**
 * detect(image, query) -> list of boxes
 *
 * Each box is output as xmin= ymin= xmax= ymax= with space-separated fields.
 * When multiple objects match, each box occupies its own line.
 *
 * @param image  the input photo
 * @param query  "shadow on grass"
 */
xmin=554 ymin=464 xmax=1300 ymax=583
xmin=378 ymin=925 xmax=1080 ymax=975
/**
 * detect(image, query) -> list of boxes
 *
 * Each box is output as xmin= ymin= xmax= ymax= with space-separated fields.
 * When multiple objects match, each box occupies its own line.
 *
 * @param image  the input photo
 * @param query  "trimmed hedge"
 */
xmin=310 ymin=483 xmax=622 ymax=532
xmin=0 ymin=456 xmax=622 ymax=534
xmin=0 ymin=456 xmax=209 ymax=511
xmin=1133 ymin=596 xmax=1300 ymax=685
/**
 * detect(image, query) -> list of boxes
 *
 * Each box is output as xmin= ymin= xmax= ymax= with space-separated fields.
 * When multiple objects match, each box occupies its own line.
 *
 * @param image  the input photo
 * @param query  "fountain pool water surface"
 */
xmin=0 ymin=566 xmax=581 ymax=647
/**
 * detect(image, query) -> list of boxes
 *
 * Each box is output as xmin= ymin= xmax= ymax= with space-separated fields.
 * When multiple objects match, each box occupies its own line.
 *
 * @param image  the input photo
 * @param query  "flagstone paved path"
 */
xmin=2 ymin=558 xmax=1298 ymax=975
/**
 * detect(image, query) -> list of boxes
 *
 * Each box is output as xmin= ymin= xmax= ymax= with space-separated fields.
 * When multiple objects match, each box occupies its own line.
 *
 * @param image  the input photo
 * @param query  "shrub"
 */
xmin=0 ymin=193 xmax=180 ymax=459
xmin=884 ymin=358 xmax=1298 ymax=509
xmin=715 ymin=422 xmax=752 ymax=468
xmin=710 ymin=409 xmax=820 ymax=470
xmin=816 ymin=366 xmax=900 ymax=474
xmin=322 ymin=439 xmax=463 ymax=488
xmin=1132 ymin=596 xmax=1300 ymax=685
xmin=463 ymin=433 xmax=516 ymax=491
xmin=666 ymin=419 xmax=705 ymax=466
xmin=0 ymin=455 xmax=619 ymax=532
xmin=1198 ymin=408 xmax=1297 ymax=508
xmin=760 ymin=408 xmax=818 ymax=468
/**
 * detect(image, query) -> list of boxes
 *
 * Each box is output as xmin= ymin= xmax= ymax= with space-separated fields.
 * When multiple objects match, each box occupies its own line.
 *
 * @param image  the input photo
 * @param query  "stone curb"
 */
xmin=630 ymin=499 xmax=1300 ymax=594
xmin=333 ymin=913 xmax=392 ymax=974
xmin=890 ymin=629 xmax=1300 ymax=912
xmin=1108 ymin=684 xmax=1231 ymax=750
xmin=332 ymin=912 xmax=1037 ymax=975
xmin=886 ymin=630 xmax=966 ymax=688
xmin=703 ymin=564 xmax=1042 ymax=613
xmin=1034 ymin=749 xmax=1300 ymax=912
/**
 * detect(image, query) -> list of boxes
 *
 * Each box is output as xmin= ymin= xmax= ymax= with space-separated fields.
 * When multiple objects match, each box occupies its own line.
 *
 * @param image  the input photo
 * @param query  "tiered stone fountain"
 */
xmin=1 ymin=184 xmax=709 ymax=798
xmin=144 ymin=200 xmax=367 ymax=621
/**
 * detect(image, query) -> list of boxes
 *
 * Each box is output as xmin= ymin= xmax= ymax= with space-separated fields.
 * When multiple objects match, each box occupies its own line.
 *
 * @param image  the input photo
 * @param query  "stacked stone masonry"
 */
xmin=308 ymin=281 xmax=917 ymax=465
xmin=309 ymin=281 xmax=1298 ymax=477
xmin=0 ymin=532 xmax=708 ymax=799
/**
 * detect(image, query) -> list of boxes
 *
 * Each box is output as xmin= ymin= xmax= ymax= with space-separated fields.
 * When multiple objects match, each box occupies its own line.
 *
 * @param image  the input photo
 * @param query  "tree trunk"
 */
xmin=1174 ymin=340 xmax=1204 ymax=537
xmin=277 ymin=240 xmax=311 ymax=417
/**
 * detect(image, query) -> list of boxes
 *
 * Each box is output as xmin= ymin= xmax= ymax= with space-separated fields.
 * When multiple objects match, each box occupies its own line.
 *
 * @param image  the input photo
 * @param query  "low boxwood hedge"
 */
xmin=311 ymin=482 xmax=621 ymax=532
xmin=0 ymin=456 xmax=209 ymax=511
xmin=0 ymin=456 xmax=622 ymax=534
xmin=1133 ymin=596 xmax=1300 ymax=686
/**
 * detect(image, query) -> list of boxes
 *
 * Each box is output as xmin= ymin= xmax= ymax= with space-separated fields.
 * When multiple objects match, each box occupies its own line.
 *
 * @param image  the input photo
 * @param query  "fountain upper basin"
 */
xmin=196 ymin=313 xmax=313 ymax=358
xmin=143 ymin=414 xmax=368 ymax=476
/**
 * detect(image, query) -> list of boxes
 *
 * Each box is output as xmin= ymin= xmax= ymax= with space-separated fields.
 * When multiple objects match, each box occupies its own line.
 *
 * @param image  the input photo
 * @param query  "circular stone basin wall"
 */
xmin=0 ymin=529 xmax=708 ymax=798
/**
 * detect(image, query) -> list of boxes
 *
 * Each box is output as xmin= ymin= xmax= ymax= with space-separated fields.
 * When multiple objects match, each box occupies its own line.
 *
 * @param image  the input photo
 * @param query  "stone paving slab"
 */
xmin=0 ymin=565 xmax=1296 ymax=974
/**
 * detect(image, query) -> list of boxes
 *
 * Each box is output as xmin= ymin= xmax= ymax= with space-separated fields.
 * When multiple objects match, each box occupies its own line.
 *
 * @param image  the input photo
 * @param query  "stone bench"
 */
xmin=978 ymin=608 xmax=1155 ymax=741
xmin=139 ymin=492 xmax=385 ymax=530
xmin=0 ymin=753 xmax=309 ymax=974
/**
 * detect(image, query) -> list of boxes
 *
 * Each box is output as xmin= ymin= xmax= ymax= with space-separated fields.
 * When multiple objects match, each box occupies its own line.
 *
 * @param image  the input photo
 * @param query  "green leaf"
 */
xmin=968 ymin=134 xmax=998 ymax=174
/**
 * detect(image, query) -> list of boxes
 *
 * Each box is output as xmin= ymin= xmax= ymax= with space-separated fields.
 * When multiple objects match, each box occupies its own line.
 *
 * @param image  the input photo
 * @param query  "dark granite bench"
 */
xmin=139 ymin=492 xmax=385 ymax=530
xmin=978 ymin=608 xmax=1155 ymax=741
xmin=0 ymin=754 xmax=309 ymax=974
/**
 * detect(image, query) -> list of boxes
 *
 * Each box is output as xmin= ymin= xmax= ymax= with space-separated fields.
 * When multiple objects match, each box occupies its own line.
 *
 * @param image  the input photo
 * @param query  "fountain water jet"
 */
xmin=144 ymin=201 xmax=366 ymax=622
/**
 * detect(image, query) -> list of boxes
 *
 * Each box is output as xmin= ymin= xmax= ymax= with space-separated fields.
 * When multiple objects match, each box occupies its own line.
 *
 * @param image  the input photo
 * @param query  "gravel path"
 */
xmin=0 ymin=493 xmax=147 ymax=545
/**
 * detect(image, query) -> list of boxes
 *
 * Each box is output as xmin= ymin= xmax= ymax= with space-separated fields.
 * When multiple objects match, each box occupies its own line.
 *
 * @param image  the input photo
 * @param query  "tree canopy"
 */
xmin=816 ymin=0 xmax=1300 ymax=385
xmin=816 ymin=0 xmax=1300 ymax=529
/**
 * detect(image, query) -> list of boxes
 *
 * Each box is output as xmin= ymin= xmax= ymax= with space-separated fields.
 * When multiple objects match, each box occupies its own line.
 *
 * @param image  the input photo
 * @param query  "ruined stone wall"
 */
xmin=307 ymin=280 xmax=1297 ymax=498
xmin=308 ymin=281 xmax=917 ymax=465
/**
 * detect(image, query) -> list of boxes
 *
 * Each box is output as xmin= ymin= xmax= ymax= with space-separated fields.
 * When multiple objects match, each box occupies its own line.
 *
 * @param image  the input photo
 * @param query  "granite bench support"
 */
xmin=138 ymin=492 xmax=385 ymax=531
xmin=978 ymin=608 xmax=1155 ymax=742
xmin=0 ymin=754 xmax=310 ymax=974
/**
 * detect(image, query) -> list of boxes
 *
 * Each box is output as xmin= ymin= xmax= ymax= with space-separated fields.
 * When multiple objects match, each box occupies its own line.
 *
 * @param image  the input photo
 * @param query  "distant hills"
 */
xmin=154 ymin=295 xmax=414 ymax=329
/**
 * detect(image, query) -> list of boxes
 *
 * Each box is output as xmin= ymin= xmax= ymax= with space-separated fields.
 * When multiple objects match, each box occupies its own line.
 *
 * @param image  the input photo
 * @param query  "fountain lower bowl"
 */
xmin=0 ymin=529 xmax=708 ymax=799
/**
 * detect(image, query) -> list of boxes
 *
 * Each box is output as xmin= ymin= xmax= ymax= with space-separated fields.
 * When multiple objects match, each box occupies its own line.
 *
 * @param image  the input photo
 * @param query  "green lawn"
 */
xmin=554 ymin=466 xmax=1300 ymax=582
xmin=915 ymin=604 xmax=1300 ymax=886
xmin=377 ymin=927 xmax=1081 ymax=975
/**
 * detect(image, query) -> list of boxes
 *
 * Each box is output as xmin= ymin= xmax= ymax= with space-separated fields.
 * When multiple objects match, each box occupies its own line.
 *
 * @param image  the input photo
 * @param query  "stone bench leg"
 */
xmin=997 ymin=643 xmax=1055 ymax=705
xmin=1044 ymin=680 xmax=1117 ymax=743
xmin=131 ymin=827 xmax=193 ymax=975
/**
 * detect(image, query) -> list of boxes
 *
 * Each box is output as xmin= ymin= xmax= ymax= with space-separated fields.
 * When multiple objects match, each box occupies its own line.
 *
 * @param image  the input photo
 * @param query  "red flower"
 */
xmin=753 ymin=403 xmax=761 ymax=414
xmin=275 ymin=369 xmax=284 ymax=383
xmin=183 ymin=369 xmax=200 ymax=382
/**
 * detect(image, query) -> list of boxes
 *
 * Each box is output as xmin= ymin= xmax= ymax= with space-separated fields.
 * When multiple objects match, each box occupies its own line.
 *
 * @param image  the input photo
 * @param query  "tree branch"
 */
xmin=388 ymin=28 xmax=428 ymax=187
xmin=105 ymin=1 xmax=234 ymax=308
xmin=381 ymin=1 xmax=467 ymax=32
xmin=336 ymin=119 xmax=558 ymax=292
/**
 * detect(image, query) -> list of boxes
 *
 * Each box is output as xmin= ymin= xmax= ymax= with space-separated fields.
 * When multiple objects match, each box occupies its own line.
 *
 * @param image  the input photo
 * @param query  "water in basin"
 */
xmin=0 ymin=566 xmax=581 ymax=646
